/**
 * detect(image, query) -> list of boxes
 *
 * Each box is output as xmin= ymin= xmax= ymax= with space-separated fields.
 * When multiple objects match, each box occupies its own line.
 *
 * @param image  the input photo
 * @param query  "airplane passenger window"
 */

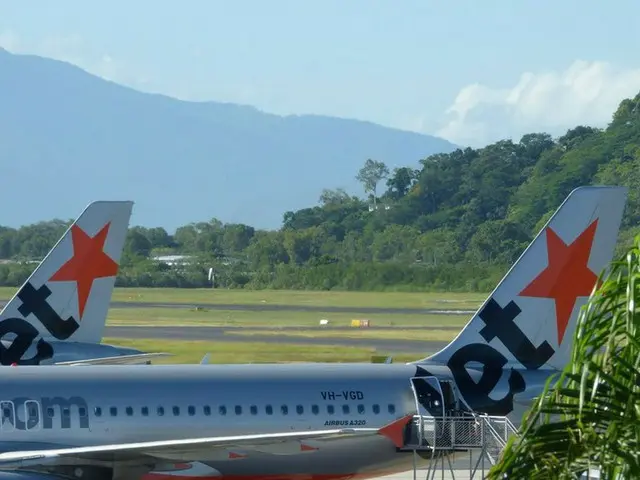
xmin=3 ymin=407 xmax=11 ymax=418
xmin=388 ymin=404 xmax=396 ymax=414
xmin=203 ymin=406 xmax=211 ymax=416
xmin=188 ymin=406 xmax=195 ymax=416
xmin=281 ymin=405 xmax=288 ymax=415
xmin=94 ymin=407 xmax=102 ymax=417
xmin=110 ymin=407 xmax=117 ymax=416
xmin=327 ymin=405 xmax=334 ymax=415
xmin=78 ymin=407 xmax=87 ymax=417
xmin=173 ymin=406 xmax=180 ymax=416
xmin=234 ymin=406 xmax=242 ymax=415
xmin=157 ymin=406 xmax=165 ymax=416
xmin=342 ymin=405 xmax=350 ymax=414
xmin=265 ymin=405 xmax=273 ymax=415
xmin=311 ymin=405 xmax=319 ymax=415
xmin=373 ymin=404 xmax=380 ymax=414
xmin=357 ymin=404 xmax=365 ymax=414
xmin=126 ymin=407 xmax=133 ymax=416
xmin=141 ymin=407 xmax=149 ymax=416
xmin=47 ymin=408 xmax=54 ymax=418
xmin=296 ymin=405 xmax=304 ymax=415
xmin=250 ymin=405 xmax=258 ymax=415
xmin=219 ymin=406 xmax=227 ymax=416
xmin=62 ymin=408 xmax=70 ymax=418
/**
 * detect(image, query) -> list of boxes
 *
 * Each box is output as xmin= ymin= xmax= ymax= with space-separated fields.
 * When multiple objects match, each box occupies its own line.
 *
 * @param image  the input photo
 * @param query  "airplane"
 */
xmin=0 ymin=185 xmax=627 ymax=480
xmin=0 ymin=200 xmax=169 ymax=367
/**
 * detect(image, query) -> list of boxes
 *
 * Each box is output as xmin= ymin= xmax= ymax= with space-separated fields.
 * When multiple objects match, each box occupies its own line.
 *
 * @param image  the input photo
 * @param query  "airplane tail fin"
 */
xmin=0 ymin=201 xmax=133 ymax=350
xmin=417 ymin=186 xmax=628 ymax=372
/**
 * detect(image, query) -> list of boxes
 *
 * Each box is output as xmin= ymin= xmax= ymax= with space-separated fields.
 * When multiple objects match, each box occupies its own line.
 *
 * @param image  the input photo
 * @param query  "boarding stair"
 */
xmin=404 ymin=376 xmax=519 ymax=479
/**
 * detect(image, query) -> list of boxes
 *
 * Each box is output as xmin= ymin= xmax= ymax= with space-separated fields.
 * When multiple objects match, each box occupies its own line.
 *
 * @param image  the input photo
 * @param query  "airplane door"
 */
xmin=409 ymin=377 xmax=445 ymax=446
xmin=438 ymin=380 xmax=459 ymax=414
xmin=410 ymin=377 xmax=444 ymax=418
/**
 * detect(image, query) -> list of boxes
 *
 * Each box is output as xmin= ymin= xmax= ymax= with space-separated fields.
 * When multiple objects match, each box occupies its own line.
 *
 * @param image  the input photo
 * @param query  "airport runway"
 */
xmin=108 ymin=301 xmax=476 ymax=315
xmin=0 ymin=299 xmax=475 ymax=315
xmin=104 ymin=326 xmax=449 ymax=353
xmin=120 ymin=325 xmax=463 ymax=331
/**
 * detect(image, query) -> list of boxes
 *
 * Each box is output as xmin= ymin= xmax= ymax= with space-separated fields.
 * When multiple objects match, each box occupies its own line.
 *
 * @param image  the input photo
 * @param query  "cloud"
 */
xmin=436 ymin=60 xmax=640 ymax=148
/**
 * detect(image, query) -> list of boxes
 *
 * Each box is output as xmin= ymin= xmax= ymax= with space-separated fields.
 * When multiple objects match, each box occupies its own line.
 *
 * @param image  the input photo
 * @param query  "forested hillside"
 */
xmin=1 ymin=92 xmax=639 ymax=292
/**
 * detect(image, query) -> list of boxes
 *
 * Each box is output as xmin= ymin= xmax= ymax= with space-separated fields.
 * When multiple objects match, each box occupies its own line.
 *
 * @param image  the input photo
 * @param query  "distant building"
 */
xmin=368 ymin=203 xmax=391 ymax=212
xmin=151 ymin=254 xmax=195 ymax=266
xmin=0 ymin=259 xmax=41 ymax=265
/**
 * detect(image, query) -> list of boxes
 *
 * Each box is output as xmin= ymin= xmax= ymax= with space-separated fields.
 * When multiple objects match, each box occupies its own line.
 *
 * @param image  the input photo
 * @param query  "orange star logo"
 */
xmin=49 ymin=223 xmax=120 ymax=319
xmin=519 ymin=219 xmax=599 ymax=345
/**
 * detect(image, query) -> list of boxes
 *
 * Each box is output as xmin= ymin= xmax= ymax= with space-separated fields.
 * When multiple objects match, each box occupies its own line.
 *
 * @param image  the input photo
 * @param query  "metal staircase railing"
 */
xmin=405 ymin=413 xmax=519 ymax=480
xmin=405 ymin=414 xmax=517 ymax=449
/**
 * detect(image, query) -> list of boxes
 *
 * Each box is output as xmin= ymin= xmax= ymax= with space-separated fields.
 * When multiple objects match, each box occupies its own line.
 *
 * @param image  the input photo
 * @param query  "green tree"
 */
xmin=146 ymin=227 xmax=173 ymax=249
xmin=319 ymin=188 xmax=352 ymax=206
xmin=356 ymin=158 xmax=389 ymax=207
xmin=370 ymin=225 xmax=420 ymax=262
xmin=385 ymin=167 xmax=418 ymax=200
xmin=122 ymin=229 xmax=152 ymax=265
xmin=222 ymin=224 xmax=255 ymax=255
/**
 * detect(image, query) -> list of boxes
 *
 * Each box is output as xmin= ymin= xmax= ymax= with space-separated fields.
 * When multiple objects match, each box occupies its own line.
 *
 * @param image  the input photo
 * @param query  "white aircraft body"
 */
xmin=0 ymin=201 xmax=166 ymax=366
xmin=0 ymin=186 xmax=627 ymax=480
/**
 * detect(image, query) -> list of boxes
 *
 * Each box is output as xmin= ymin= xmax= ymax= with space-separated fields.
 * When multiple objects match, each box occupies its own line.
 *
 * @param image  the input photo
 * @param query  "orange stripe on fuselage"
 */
xmin=143 ymin=469 xmax=406 ymax=480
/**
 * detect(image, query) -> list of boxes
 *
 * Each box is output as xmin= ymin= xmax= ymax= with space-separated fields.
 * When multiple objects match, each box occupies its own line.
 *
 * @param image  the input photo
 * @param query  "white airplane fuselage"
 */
xmin=0 ymin=363 xmax=553 ymax=479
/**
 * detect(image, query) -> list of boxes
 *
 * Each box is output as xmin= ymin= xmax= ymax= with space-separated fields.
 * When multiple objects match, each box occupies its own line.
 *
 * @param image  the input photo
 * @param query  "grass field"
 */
xmin=225 ymin=328 xmax=458 ymax=342
xmin=0 ymin=287 xmax=487 ymax=310
xmin=103 ymin=338 xmax=424 ymax=364
xmin=106 ymin=307 xmax=470 ymax=328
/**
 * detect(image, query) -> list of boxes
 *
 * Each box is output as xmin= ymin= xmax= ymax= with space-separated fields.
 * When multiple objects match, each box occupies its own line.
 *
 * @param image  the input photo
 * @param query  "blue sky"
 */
xmin=2 ymin=0 xmax=640 ymax=147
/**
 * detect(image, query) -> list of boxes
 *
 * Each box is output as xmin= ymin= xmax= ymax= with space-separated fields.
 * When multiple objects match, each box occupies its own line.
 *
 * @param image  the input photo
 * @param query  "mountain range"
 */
xmin=0 ymin=48 xmax=456 ymax=230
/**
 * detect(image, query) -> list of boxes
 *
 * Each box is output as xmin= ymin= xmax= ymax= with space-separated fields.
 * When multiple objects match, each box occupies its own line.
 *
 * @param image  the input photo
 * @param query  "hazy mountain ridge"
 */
xmin=0 ymin=48 xmax=457 ymax=230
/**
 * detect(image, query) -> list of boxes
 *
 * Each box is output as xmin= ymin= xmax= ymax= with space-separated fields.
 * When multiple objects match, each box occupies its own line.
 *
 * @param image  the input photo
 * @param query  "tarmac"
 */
xmin=372 ymin=449 xmax=502 ymax=480
xmin=376 ymin=469 xmax=492 ymax=480
xmin=105 ymin=301 xmax=476 ymax=316
xmin=377 ymin=472 xmax=482 ymax=480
